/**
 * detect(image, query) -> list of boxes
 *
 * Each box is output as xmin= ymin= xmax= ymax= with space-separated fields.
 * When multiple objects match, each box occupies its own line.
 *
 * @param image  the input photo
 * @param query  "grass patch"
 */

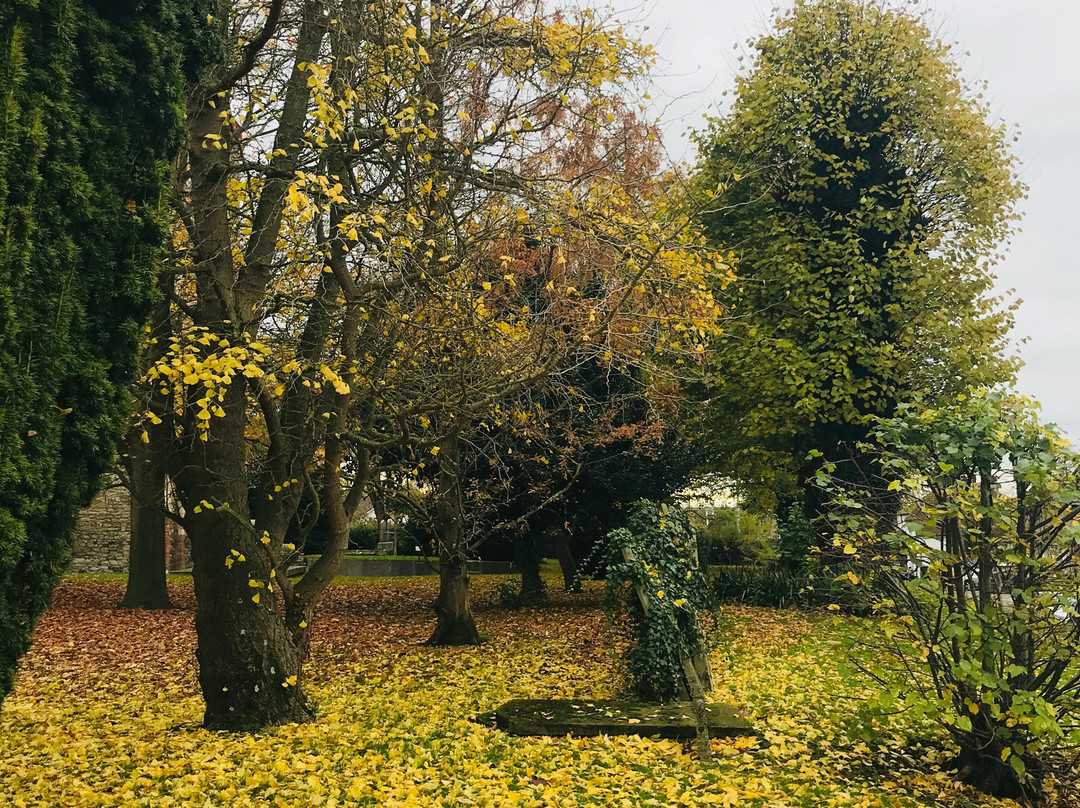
xmin=0 ymin=575 xmax=1046 ymax=807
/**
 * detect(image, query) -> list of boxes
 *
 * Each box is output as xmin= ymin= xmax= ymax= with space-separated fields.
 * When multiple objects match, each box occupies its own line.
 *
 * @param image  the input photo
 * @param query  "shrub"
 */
xmin=711 ymin=565 xmax=870 ymax=614
xmin=348 ymin=522 xmax=379 ymax=553
xmin=820 ymin=390 xmax=1080 ymax=801
xmin=692 ymin=507 xmax=775 ymax=566
xmin=774 ymin=503 xmax=814 ymax=571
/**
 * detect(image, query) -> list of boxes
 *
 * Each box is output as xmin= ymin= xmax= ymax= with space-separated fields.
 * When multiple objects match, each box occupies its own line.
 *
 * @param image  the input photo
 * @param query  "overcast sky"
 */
xmin=633 ymin=0 xmax=1080 ymax=440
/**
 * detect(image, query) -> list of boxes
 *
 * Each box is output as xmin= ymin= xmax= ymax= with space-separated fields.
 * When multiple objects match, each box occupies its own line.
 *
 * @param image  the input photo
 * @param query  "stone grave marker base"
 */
xmin=490 ymin=699 xmax=756 ymax=739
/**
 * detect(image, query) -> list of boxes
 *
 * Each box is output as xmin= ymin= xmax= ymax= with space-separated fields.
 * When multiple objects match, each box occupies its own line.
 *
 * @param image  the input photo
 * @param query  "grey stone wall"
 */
xmin=70 ymin=481 xmax=130 ymax=574
xmin=70 ymin=477 xmax=190 ymax=573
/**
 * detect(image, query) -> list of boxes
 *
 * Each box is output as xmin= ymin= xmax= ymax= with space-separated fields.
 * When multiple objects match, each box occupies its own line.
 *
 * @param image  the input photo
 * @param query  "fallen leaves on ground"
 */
xmin=0 ymin=575 xmax=1045 ymax=807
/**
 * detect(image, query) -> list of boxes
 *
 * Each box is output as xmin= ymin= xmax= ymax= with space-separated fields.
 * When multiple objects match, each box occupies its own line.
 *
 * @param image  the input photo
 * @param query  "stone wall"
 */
xmin=70 ymin=477 xmax=190 ymax=574
xmin=70 ymin=481 xmax=130 ymax=574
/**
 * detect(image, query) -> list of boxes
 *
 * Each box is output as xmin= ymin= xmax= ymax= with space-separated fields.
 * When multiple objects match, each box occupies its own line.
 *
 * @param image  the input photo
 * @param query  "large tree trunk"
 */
xmin=553 ymin=523 xmax=581 ymax=593
xmin=189 ymin=509 xmax=314 ymax=730
xmin=189 ymin=542 xmax=315 ymax=730
xmin=178 ymin=388 xmax=315 ymax=731
xmin=429 ymin=551 xmax=480 ymax=645
xmin=120 ymin=445 xmax=171 ymax=609
xmin=427 ymin=430 xmax=481 ymax=645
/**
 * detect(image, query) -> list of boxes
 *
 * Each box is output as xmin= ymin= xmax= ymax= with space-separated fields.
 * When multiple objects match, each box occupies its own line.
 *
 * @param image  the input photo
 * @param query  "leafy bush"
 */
xmin=711 ymin=565 xmax=870 ymax=614
xmin=348 ymin=522 xmax=379 ymax=553
xmin=774 ymin=503 xmax=814 ymax=571
xmin=820 ymin=390 xmax=1080 ymax=801
xmin=692 ymin=507 xmax=775 ymax=566
xmin=603 ymin=501 xmax=714 ymax=701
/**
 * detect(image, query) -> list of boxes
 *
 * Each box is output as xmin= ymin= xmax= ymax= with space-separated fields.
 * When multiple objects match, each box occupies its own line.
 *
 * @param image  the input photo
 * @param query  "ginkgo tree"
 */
xmin=146 ymin=0 xmax=726 ymax=729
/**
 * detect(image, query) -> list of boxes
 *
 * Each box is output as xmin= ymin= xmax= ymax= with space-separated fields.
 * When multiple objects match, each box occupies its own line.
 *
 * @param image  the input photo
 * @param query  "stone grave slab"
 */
xmin=491 ymin=699 xmax=756 ymax=739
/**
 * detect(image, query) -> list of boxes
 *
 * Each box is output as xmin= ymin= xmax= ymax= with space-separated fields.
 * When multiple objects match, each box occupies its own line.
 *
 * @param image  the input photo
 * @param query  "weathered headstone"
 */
xmin=492 ymin=699 xmax=756 ymax=739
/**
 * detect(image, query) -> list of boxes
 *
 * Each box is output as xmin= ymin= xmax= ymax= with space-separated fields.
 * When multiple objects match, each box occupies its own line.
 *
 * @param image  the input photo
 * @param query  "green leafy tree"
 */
xmin=821 ymin=391 xmax=1080 ymax=801
xmin=690 ymin=0 xmax=1022 ymax=519
xmin=0 ymin=0 xmax=183 ymax=703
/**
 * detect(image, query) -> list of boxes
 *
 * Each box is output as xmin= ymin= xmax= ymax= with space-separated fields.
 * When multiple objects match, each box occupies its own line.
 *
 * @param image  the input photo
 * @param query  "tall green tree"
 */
xmin=690 ymin=0 xmax=1022 ymax=518
xmin=0 ymin=0 xmax=183 ymax=703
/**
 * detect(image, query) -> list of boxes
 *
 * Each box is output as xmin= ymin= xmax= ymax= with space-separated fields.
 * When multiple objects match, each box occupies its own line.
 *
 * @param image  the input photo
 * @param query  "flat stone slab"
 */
xmin=493 ymin=699 xmax=756 ymax=739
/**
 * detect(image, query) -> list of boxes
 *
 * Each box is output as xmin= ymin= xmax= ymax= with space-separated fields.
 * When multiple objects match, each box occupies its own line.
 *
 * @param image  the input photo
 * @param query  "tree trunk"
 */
xmin=428 ymin=550 xmax=481 ymax=645
xmin=186 ymin=502 xmax=314 ymax=730
xmin=949 ymin=727 xmax=1036 ymax=802
xmin=426 ymin=430 xmax=481 ymax=645
xmin=177 ymin=385 xmax=315 ymax=731
xmin=121 ymin=273 xmax=174 ymax=610
xmin=120 ymin=446 xmax=171 ymax=609
xmin=516 ymin=533 xmax=546 ymax=605
xmin=553 ymin=523 xmax=581 ymax=592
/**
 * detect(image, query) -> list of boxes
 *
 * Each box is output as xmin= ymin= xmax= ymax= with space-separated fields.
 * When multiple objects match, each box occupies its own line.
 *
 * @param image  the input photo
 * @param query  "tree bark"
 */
xmin=429 ymin=550 xmax=481 ymax=645
xmin=121 ymin=273 xmax=174 ymax=610
xmin=427 ymin=430 xmax=481 ymax=645
xmin=176 ymin=382 xmax=315 ymax=731
xmin=189 ymin=509 xmax=314 ymax=730
xmin=120 ymin=447 xmax=171 ymax=609
xmin=514 ymin=531 xmax=546 ymax=605
xmin=553 ymin=522 xmax=581 ymax=592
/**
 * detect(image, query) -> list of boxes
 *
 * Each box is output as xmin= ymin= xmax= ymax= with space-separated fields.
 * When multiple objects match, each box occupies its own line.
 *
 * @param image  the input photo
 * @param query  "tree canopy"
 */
xmin=689 ymin=0 xmax=1023 ymax=513
xmin=143 ymin=0 xmax=725 ymax=728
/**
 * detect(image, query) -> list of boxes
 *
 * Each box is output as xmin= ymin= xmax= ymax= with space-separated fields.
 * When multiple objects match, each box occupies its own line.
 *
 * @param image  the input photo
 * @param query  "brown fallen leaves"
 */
xmin=0 ymin=575 xmax=1045 ymax=807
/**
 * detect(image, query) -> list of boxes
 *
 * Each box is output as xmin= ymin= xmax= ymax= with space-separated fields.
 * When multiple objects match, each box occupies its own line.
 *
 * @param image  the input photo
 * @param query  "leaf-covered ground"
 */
xmin=0 ymin=575 xmax=1055 ymax=807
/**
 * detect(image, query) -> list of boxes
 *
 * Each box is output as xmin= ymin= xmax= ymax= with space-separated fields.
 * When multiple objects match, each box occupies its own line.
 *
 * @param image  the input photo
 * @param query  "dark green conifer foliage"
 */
xmin=0 ymin=0 xmax=183 ymax=702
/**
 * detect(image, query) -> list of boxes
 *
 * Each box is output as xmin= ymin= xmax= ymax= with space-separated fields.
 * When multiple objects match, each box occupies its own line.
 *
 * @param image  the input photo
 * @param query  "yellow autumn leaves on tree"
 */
xmin=126 ymin=0 xmax=731 ymax=729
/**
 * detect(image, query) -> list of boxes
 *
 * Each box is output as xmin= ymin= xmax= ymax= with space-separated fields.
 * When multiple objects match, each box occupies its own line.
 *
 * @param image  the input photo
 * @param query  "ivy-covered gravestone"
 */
xmin=488 ymin=501 xmax=754 ymax=760
xmin=604 ymin=501 xmax=716 ymax=757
